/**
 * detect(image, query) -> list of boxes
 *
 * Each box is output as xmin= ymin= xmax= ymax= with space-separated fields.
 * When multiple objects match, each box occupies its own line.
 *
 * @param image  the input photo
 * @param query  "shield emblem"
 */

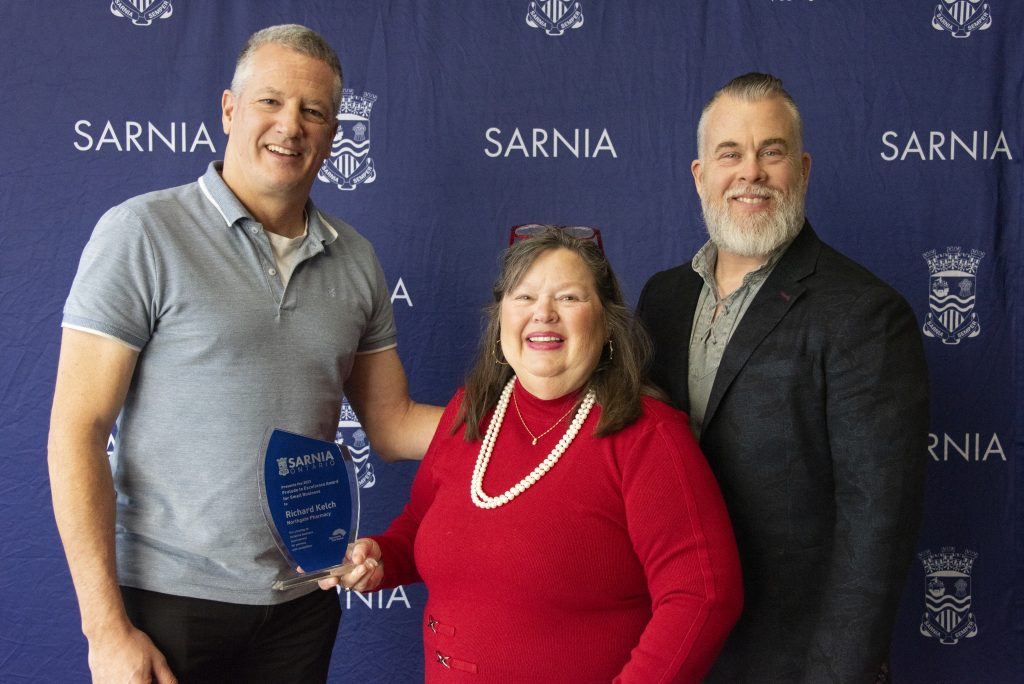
xmin=921 ymin=571 xmax=978 ymax=644
xmin=932 ymin=0 xmax=993 ymax=38
xmin=319 ymin=115 xmax=375 ymax=191
xmin=318 ymin=90 xmax=378 ymax=191
xmin=336 ymin=398 xmax=377 ymax=489
xmin=942 ymin=0 xmax=981 ymax=25
xmin=110 ymin=0 xmax=173 ymax=26
xmin=334 ymin=116 xmax=371 ymax=180
xmin=526 ymin=0 xmax=584 ymax=36
xmin=538 ymin=1 xmax=571 ymax=23
xmin=924 ymin=269 xmax=979 ymax=344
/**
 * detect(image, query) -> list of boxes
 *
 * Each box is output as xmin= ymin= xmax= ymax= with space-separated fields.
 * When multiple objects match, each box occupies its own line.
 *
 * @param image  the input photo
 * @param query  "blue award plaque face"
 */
xmin=260 ymin=429 xmax=360 ymax=589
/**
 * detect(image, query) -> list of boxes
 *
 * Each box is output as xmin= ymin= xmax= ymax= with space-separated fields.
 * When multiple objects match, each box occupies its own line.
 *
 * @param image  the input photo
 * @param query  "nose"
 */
xmin=532 ymin=298 xmax=558 ymax=323
xmin=275 ymin=104 xmax=303 ymax=138
xmin=737 ymin=154 xmax=767 ymax=184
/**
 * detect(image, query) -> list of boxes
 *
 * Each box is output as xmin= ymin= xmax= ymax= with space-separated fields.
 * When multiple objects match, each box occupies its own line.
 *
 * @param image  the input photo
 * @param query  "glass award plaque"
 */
xmin=259 ymin=429 xmax=360 ymax=590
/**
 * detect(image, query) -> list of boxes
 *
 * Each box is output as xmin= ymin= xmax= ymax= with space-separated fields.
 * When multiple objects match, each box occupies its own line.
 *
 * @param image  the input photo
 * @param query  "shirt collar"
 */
xmin=691 ymin=236 xmax=794 ymax=298
xmin=196 ymin=161 xmax=337 ymax=246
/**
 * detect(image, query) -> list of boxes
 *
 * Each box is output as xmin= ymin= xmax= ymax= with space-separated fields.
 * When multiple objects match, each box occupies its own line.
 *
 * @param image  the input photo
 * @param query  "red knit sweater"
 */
xmin=374 ymin=382 xmax=742 ymax=683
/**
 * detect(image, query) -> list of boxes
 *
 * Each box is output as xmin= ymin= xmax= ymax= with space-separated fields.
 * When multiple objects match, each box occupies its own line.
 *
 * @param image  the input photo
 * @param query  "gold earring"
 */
xmin=493 ymin=338 xmax=509 ymax=366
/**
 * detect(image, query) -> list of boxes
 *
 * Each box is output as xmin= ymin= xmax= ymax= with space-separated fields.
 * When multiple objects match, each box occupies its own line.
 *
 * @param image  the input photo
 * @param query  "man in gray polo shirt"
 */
xmin=48 ymin=24 xmax=442 ymax=683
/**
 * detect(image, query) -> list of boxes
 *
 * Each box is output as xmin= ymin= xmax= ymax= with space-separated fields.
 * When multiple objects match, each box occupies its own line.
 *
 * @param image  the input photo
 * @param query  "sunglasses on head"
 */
xmin=509 ymin=224 xmax=604 ymax=253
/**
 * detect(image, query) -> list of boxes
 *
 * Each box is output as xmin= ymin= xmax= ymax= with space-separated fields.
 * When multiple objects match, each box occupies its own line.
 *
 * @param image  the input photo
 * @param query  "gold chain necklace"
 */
xmin=512 ymin=387 xmax=578 ymax=445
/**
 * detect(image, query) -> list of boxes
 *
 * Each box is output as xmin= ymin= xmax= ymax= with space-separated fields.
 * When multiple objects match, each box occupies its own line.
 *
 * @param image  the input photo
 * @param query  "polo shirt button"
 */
xmin=268 ymin=268 xmax=277 ymax=276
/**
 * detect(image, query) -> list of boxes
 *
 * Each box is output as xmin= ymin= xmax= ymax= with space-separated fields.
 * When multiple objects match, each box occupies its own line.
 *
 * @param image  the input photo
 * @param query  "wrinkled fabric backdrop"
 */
xmin=0 ymin=2 xmax=1020 ymax=682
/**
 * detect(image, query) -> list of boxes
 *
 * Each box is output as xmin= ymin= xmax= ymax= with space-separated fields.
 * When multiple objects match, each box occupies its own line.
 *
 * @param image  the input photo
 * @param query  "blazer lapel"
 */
xmin=671 ymin=272 xmax=703 ymax=413
xmin=701 ymin=223 xmax=820 ymax=432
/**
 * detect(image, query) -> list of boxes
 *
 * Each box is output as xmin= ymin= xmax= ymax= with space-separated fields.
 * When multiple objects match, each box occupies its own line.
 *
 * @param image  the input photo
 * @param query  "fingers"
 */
xmin=356 ymin=556 xmax=383 ymax=592
xmin=89 ymin=626 xmax=176 ymax=684
xmin=152 ymin=652 xmax=178 ymax=684
xmin=317 ymin=575 xmax=342 ymax=591
xmin=316 ymin=556 xmax=380 ymax=592
xmin=348 ymin=538 xmax=380 ymax=565
xmin=339 ymin=556 xmax=383 ymax=593
xmin=318 ymin=539 xmax=383 ymax=592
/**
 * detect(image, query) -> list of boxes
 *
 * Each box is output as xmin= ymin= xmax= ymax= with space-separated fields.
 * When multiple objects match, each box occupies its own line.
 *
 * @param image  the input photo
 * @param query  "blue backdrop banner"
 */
xmin=0 ymin=2 xmax=1019 ymax=681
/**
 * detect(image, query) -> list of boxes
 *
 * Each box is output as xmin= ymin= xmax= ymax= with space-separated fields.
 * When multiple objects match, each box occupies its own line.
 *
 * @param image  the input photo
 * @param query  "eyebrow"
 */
xmin=252 ymin=87 xmax=328 ymax=108
xmin=253 ymin=86 xmax=283 ymax=98
xmin=713 ymin=137 xmax=790 ymax=154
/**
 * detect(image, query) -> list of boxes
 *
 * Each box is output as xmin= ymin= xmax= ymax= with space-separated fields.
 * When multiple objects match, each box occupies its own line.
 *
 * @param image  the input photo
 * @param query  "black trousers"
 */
xmin=121 ymin=586 xmax=341 ymax=684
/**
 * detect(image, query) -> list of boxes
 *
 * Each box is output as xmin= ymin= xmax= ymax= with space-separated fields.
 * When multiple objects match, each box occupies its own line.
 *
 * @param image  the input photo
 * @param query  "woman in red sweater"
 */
xmin=327 ymin=226 xmax=742 ymax=682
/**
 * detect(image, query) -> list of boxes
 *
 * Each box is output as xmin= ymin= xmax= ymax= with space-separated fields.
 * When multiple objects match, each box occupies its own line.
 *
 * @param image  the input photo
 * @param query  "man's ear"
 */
xmin=691 ymin=158 xmax=704 ymax=195
xmin=221 ymin=89 xmax=236 ymax=136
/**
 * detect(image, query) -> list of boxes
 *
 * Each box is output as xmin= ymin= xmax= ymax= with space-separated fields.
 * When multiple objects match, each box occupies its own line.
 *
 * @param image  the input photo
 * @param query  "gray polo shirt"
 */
xmin=687 ymin=240 xmax=787 ymax=438
xmin=62 ymin=162 xmax=396 ymax=604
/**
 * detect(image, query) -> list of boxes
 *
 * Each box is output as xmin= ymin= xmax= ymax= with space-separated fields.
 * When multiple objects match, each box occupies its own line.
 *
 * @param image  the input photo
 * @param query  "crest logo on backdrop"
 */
xmin=335 ymin=398 xmax=377 ymax=491
xmin=526 ymin=1 xmax=584 ymax=36
xmin=918 ymin=547 xmax=979 ymax=644
xmin=319 ymin=90 xmax=378 ymax=192
xmin=922 ymin=247 xmax=984 ymax=344
xmin=110 ymin=0 xmax=173 ymax=26
xmin=932 ymin=1 xmax=992 ymax=38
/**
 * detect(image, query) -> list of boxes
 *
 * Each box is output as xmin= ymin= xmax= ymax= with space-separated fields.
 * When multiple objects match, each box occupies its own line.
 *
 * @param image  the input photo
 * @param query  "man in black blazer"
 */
xmin=637 ymin=73 xmax=929 ymax=683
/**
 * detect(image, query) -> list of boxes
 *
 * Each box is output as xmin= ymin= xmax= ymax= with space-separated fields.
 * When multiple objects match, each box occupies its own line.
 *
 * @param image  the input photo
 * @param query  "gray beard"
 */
xmin=700 ymin=185 xmax=805 ymax=258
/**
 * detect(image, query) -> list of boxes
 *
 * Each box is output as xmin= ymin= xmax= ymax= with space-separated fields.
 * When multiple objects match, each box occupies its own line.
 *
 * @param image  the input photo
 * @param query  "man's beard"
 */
xmin=700 ymin=183 xmax=805 ymax=258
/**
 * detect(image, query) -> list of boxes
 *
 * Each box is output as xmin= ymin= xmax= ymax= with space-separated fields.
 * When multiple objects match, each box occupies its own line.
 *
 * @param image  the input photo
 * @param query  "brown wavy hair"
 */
xmin=456 ymin=228 xmax=661 ymax=440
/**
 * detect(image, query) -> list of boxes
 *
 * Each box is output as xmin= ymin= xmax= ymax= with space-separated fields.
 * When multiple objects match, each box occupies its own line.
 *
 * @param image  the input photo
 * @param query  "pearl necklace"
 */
xmin=471 ymin=378 xmax=596 ymax=509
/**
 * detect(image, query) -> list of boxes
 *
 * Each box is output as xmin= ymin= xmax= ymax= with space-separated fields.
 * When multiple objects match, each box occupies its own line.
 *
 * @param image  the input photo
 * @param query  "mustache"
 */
xmin=723 ymin=184 xmax=782 ymax=201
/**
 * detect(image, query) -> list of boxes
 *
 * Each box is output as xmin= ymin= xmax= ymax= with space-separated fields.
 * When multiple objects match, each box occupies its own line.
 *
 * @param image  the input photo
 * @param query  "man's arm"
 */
xmin=802 ymin=290 xmax=929 ymax=683
xmin=48 ymin=328 xmax=176 ymax=683
xmin=344 ymin=348 xmax=443 ymax=462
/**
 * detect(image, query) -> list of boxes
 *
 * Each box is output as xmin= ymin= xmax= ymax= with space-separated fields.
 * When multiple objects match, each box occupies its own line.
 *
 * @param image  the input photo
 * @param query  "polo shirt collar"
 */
xmin=197 ymin=161 xmax=338 ymax=246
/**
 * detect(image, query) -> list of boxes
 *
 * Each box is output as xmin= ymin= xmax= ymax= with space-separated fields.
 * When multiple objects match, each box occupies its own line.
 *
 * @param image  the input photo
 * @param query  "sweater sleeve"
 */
xmin=614 ymin=407 xmax=744 ymax=684
xmin=371 ymin=391 xmax=465 ymax=588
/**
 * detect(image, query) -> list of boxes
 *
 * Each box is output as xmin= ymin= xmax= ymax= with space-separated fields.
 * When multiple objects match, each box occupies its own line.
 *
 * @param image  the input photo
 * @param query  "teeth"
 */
xmin=529 ymin=336 xmax=562 ymax=343
xmin=267 ymin=144 xmax=300 ymax=156
xmin=734 ymin=196 xmax=767 ymax=204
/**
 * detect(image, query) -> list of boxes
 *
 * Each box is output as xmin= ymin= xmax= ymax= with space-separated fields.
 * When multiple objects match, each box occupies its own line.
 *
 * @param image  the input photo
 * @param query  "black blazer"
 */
xmin=638 ymin=223 xmax=929 ymax=683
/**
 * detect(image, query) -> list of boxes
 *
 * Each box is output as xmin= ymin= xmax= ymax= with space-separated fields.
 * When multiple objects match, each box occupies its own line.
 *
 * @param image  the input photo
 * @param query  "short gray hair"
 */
xmin=696 ymin=72 xmax=803 ymax=159
xmin=231 ymin=24 xmax=343 ymax=115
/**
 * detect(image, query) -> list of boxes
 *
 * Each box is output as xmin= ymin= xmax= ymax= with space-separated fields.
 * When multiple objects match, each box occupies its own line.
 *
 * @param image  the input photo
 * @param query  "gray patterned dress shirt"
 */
xmin=687 ymin=240 xmax=789 ymax=437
